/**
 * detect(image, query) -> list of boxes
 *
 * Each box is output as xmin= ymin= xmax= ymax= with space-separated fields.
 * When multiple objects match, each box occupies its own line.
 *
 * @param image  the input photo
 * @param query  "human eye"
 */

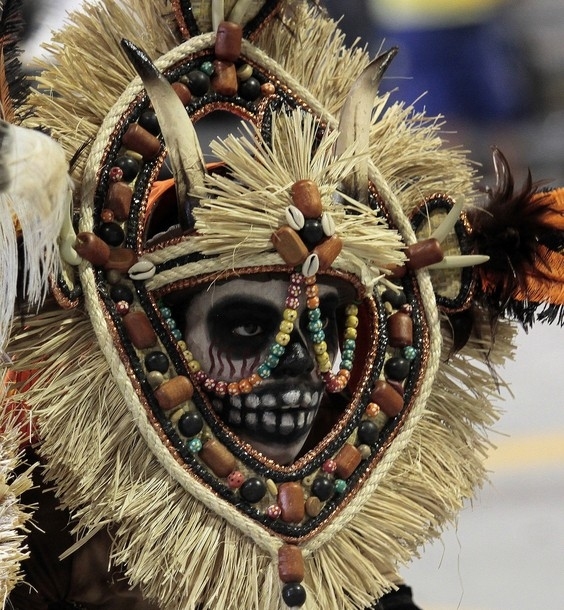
xmin=232 ymin=322 xmax=264 ymax=337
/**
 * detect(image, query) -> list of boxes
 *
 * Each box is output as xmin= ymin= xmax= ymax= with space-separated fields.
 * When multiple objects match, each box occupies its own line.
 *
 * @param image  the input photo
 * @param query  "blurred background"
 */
xmin=20 ymin=1 xmax=564 ymax=608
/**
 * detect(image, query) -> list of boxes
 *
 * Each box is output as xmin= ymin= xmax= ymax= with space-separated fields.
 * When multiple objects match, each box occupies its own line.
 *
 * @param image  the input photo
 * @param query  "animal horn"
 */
xmin=121 ymin=39 xmax=206 ymax=230
xmin=336 ymin=47 xmax=398 ymax=205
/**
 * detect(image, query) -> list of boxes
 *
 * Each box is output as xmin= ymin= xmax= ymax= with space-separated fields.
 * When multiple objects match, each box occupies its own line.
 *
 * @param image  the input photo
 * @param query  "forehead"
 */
xmin=186 ymin=275 xmax=350 ymax=310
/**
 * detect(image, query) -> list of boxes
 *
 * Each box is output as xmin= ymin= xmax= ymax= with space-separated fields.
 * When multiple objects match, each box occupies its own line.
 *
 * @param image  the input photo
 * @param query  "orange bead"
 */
xmin=291 ymin=180 xmax=322 ymax=218
xmin=306 ymin=296 xmax=320 ymax=309
xmin=106 ymin=181 xmax=132 ymax=221
xmin=370 ymin=380 xmax=404 ymax=417
xmin=278 ymin=545 xmax=305 ymax=583
xmin=122 ymin=123 xmax=161 ymax=160
xmin=271 ymin=226 xmax=308 ymax=266
xmin=200 ymin=439 xmax=236 ymax=478
xmin=365 ymin=402 xmax=380 ymax=417
xmin=277 ymin=482 xmax=305 ymax=524
xmin=238 ymin=379 xmax=253 ymax=394
xmin=172 ymin=81 xmax=192 ymax=106
xmin=122 ymin=312 xmax=157 ymax=349
xmin=74 ymin=232 xmax=110 ymax=267
xmin=153 ymin=376 xmax=194 ymax=411
xmin=334 ymin=444 xmax=362 ymax=479
xmin=212 ymin=60 xmax=238 ymax=96
xmin=405 ymin=238 xmax=444 ymax=271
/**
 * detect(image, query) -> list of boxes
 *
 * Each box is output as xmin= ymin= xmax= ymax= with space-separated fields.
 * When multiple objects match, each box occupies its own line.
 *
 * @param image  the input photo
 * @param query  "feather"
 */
xmin=121 ymin=39 xmax=207 ymax=231
xmin=468 ymin=147 xmax=564 ymax=326
xmin=0 ymin=120 xmax=72 ymax=352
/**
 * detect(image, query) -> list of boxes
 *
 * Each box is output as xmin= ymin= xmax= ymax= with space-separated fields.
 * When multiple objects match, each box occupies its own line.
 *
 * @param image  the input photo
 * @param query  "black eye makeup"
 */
xmin=207 ymin=296 xmax=280 ymax=359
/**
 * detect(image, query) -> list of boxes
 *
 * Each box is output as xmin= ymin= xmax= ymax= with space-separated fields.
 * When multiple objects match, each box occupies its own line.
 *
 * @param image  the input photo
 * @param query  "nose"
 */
xmin=271 ymin=332 xmax=315 ymax=378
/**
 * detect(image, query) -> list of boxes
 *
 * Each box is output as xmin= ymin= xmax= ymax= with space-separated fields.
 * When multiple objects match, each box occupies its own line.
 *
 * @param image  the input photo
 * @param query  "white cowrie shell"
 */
xmin=285 ymin=205 xmax=305 ymax=231
xmin=321 ymin=212 xmax=336 ymax=236
xmin=302 ymin=253 xmax=320 ymax=277
xmin=128 ymin=258 xmax=156 ymax=280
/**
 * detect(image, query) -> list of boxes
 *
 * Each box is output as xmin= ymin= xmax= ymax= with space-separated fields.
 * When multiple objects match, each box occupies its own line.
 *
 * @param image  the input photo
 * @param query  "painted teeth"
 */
xmin=262 ymin=394 xmax=276 ymax=407
xmin=245 ymin=412 xmax=258 ymax=431
xmin=280 ymin=413 xmax=295 ymax=435
xmin=245 ymin=394 xmax=260 ymax=409
xmin=281 ymin=389 xmax=300 ymax=406
xmin=263 ymin=412 xmax=277 ymax=434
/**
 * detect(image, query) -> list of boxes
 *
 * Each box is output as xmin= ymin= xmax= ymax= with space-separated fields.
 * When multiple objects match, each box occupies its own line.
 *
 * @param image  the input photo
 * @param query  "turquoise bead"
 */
xmin=200 ymin=61 xmax=214 ymax=76
xmin=166 ymin=318 xmax=177 ymax=329
xmin=257 ymin=363 xmax=272 ymax=379
xmin=171 ymin=329 xmax=183 ymax=340
xmin=403 ymin=346 xmax=417 ymax=361
xmin=188 ymin=438 xmax=202 ymax=453
xmin=311 ymin=330 xmax=325 ymax=343
xmin=342 ymin=349 xmax=355 ymax=361
xmin=341 ymin=359 xmax=353 ymax=371
xmin=308 ymin=319 xmax=323 ymax=332
xmin=334 ymin=479 xmax=346 ymax=494
xmin=266 ymin=354 xmax=280 ymax=368
xmin=308 ymin=308 xmax=321 ymax=321
xmin=160 ymin=306 xmax=172 ymax=319
xmin=270 ymin=343 xmax=285 ymax=357
xmin=344 ymin=339 xmax=356 ymax=351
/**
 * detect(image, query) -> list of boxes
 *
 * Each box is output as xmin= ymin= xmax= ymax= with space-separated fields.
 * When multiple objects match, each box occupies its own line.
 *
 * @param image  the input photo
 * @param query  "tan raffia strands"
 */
xmin=0 ymin=404 xmax=33 ymax=607
xmin=22 ymin=0 xmax=179 ymax=181
xmin=7 ymin=1 xmax=514 ymax=609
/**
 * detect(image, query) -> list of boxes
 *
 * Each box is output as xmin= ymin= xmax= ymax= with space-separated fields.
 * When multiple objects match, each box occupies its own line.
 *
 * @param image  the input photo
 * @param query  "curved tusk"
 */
xmin=121 ymin=39 xmax=206 ymax=231
xmin=335 ymin=47 xmax=398 ymax=205
xmin=212 ymin=0 xmax=226 ymax=31
xmin=59 ymin=192 xmax=82 ymax=266
xmin=431 ymin=199 xmax=464 ymax=244
xmin=228 ymin=0 xmax=259 ymax=25
xmin=427 ymin=254 xmax=490 ymax=270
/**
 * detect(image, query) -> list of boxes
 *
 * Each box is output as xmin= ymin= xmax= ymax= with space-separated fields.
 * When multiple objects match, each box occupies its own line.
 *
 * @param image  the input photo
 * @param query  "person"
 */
xmin=1 ymin=1 xmax=562 ymax=609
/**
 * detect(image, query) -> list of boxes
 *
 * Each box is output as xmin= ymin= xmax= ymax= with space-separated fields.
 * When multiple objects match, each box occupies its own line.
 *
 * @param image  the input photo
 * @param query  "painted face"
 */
xmin=182 ymin=276 xmax=347 ymax=464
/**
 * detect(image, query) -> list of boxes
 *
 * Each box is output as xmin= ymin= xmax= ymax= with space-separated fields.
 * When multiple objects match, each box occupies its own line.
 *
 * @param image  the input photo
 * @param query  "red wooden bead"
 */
xmin=291 ymin=180 xmax=322 ymax=218
xmin=334 ymin=444 xmax=362 ymax=479
xmin=387 ymin=311 xmax=413 ymax=348
xmin=153 ymin=375 xmax=194 ymax=411
xmin=370 ymin=380 xmax=404 ymax=417
xmin=106 ymin=182 xmax=132 ymax=221
xmin=200 ymin=439 xmax=236 ymax=478
xmin=122 ymin=311 xmax=158 ymax=349
xmin=104 ymin=248 xmax=138 ymax=273
xmin=314 ymin=235 xmax=343 ymax=271
xmin=272 ymin=226 xmax=309 ymax=266
xmin=74 ymin=232 xmax=110 ymax=267
xmin=122 ymin=123 xmax=161 ymax=160
xmin=278 ymin=545 xmax=305 ymax=583
xmin=405 ymin=238 xmax=444 ymax=271
xmin=172 ymin=81 xmax=192 ymax=106
xmin=211 ymin=60 xmax=238 ymax=96
xmin=277 ymin=482 xmax=305 ymax=524
xmin=215 ymin=21 xmax=243 ymax=62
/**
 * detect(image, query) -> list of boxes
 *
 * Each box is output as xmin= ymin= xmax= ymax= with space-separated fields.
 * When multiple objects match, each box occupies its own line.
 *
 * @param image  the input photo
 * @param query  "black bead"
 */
xmin=186 ymin=70 xmax=210 ymax=97
xmin=114 ymin=155 xmax=140 ymax=182
xmin=138 ymin=110 xmax=160 ymax=135
xmin=299 ymin=219 xmax=324 ymax=249
xmin=384 ymin=357 xmax=411 ymax=381
xmin=357 ymin=420 xmax=380 ymax=446
xmin=109 ymin=284 xmax=134 ymax=304
xmin=238 ymin=77 xmax=261 ymax=101
xmin=282 ymin=582 xmax=307 ymax=607
xmin=144 ymin=351 xmax=170 ymax=373
xmin=239 ymin=477 xmax=266 ymax=503
xmin=382 ymin=288 xmax=407 ymax=309
xmin=98 ymin=222 xmax=125 ymax=247
xmin=178 ymin=412 xmax=204 ymax=438
xmin=311 ymin=476 xmax=334 ymax=501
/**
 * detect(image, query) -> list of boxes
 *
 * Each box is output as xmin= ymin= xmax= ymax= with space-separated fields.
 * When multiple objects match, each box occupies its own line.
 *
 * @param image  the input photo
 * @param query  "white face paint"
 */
xmin=182 ymin=276 xmax=348 ymax=464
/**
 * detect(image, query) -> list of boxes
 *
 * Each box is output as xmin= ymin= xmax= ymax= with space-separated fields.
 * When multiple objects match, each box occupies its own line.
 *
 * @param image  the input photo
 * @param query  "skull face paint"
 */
xmin=182 ymin=276 xmax=347 ymax=464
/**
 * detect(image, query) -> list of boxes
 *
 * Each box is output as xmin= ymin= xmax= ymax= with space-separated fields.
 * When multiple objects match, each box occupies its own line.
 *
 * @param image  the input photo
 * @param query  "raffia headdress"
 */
xmin=1 ymin=1 xmax=564 ymax=608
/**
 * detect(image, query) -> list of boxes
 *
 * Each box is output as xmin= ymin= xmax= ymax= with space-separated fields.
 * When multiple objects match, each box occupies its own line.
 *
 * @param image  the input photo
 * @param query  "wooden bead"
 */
xmin=122 ymin=123 xmax=161 ymax=160
xmin=278 ymin=545 xmax=305 ymax=583
xmin=305 ymin=496 xmax=322 ymax=517
xmin=212 ymin=60 xmax=238 ymax=96
xmin=154 ymin=375 xmax=194 ymax=411
xmin=122 ymin=312 xmax=157 ymax=349
xmin=277 ymin=482 xmax=305 ymax=523
xmin=215 ymin=21 xmax=243 ymax=62
xmin=200 ymin=439 xmax=236 ymax=478
xmin=387 ymin=311 xmax=413 ymax=348
xmin=261 ymin=82 xmax=275 ymax=96
xmin=106 ymin=182 xmax=132 ymax=221
xmin=172 ymin=81 xmax=192 ymax=106
xmin=370 ymin=380 xmax=404 ymax=417
xmin=291 ymin=180 xmax=322 ymax=218
xmin=405 ymin=238 xmax=444 ymax=271
xmin=313 ymin=235 xmax=343 ymax=270
xmin=384 ymin=263 xmax=407 ymax=279
xmin=272 ymin=226 xmax=309 ymax=266
xmin=104 ymin=248 xmax=138 ymax=273
xmin=74 ymin=232 xmax=110 ymax=267
xmin=334 ymin=443 xmax=362 ymax=479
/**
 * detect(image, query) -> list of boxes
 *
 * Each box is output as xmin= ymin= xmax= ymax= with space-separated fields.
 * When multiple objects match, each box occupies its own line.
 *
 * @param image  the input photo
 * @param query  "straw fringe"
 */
xmin=3 ymin=293 xmax=513 ymax=610
xmin=0 ymin=402 xmax=33 ymax=607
